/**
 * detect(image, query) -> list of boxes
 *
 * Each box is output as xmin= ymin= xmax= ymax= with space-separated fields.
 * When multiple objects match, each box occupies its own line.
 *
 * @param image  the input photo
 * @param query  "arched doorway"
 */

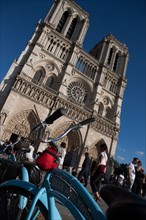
xmin=2 ymin=109 xmax=40 ymax=143
xmin=89 ymin=139 xmax=107 ymax=160
xmin=50 ymin=121 xmax=83 ymax=156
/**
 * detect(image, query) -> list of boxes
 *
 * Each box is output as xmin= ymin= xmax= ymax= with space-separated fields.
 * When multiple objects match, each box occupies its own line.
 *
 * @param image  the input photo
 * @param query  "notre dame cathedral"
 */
xmin=0 ymin=0 xmax=129 ymax=164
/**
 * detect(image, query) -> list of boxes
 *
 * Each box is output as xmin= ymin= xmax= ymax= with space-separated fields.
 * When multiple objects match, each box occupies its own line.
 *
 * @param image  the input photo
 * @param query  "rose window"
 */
xmin=67 ymin=81 xmax=87 ymax=104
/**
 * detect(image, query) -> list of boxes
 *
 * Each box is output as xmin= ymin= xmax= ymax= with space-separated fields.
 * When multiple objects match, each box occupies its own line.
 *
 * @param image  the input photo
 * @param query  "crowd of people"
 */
xmin=109 ymin=157 xmax=146 ymax=198
xmin=58 ymin=143 xmax=146 ymax=201
xmin=0 ymin=138 xmax=35 ymax=162
xmin=59 ymin=142 xmax=110 ymax=201
xmin=0 ymin=138 xmax=146 ymax=201
xmin=127 ymin=157 xmax=145 ymax=197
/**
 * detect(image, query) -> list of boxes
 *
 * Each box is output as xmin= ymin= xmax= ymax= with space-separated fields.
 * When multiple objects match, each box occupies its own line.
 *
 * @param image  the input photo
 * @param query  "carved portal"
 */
xmin=2 ymin=109 xmax=39 ymax=141
xmin=50 ymin=121 xmax=83 ymax=155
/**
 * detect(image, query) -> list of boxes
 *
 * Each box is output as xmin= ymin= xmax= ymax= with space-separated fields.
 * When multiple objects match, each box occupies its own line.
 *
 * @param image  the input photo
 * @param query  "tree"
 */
xmin=113 ymin=159 xmax=128 ymax=177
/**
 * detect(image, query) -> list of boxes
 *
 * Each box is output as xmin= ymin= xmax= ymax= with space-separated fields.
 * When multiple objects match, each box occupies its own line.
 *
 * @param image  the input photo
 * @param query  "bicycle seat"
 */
xmin=100 ymin=184 xmax=146 ymax=220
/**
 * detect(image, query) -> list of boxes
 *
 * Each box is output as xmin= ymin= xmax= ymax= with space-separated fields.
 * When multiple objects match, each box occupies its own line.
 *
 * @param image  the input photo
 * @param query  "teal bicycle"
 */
xmin=0 ymin=108 xmax=105 ymax=220
xmin=0 ymin=108 xmax=146 ymax=220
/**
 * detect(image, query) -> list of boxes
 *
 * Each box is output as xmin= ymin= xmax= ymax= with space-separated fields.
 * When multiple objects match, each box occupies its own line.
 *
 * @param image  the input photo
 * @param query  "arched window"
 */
xmin=45 ymin=76 xmax=54 ymax=89
xmin=107 ymin=48 xmax=113 ymax=65
xmin=56 ymin=11 xmax=69 ymax=33
xmin=66 ymin=18 xmax=77 ymax=39
xmin=113 ymin=52 xmax=119 ymax=72
xmin=106 ymin=107 xmax=112 ymax=119
xmin=67 ymin=81 xmax=87 ymax=104
xmin=0 ymin=112 xmax=7 ymax=125
xmin=98 ymin=103 xmax=104 ymax=116
xmin=32 ymin=70 xmax=43 ymax=84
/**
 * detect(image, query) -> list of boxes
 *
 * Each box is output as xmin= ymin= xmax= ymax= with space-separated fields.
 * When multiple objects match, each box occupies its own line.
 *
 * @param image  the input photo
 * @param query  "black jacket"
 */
xmin=82 ymin=156 xmax=92 ymax=169
xmin=63 ymin=150 xmax=78 ymax=167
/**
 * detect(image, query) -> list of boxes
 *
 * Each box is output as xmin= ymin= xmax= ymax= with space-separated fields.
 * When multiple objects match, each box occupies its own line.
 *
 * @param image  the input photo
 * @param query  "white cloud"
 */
xmin=117 ymin=146 xmax=126 ymax=152
xmin=135 ymin=151 xmax=144 ymax=156
xmin=117 ymin=156 xmax=125 ymax=161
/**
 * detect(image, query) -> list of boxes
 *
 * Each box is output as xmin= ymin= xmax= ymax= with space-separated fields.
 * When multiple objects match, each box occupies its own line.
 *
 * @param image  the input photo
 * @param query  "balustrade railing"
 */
xmin=12 ymin=75 xmax=116 ymax=137
xmin=75 ymin=50 xmax=99 ymax=81
xmin=45 ymin=33 xmax=71 ymax=61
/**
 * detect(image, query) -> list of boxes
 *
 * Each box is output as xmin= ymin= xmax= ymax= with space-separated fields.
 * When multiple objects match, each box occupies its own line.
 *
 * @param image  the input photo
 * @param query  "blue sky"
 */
xmin=0 ymin=0 xmax=146 ymax=170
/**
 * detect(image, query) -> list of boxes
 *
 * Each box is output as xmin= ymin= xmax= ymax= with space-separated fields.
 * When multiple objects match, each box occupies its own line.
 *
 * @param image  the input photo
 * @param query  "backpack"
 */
xmin=35 ymin=146 xmax=59 ymax=171
xmin=23 ymin=162 xmax=41 ymax=186
xmin=0 ymin=159 xmax=19 ymax=183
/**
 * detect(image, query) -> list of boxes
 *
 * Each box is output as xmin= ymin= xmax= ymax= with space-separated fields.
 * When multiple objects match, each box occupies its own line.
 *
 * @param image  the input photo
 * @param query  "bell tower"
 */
xmin=44 ymin=0 xmax=89 ymax=45
xmin=89 ymin=33 xmax=129 ymax=125
xmin=90 ymin=33 xmax=129 ymax=77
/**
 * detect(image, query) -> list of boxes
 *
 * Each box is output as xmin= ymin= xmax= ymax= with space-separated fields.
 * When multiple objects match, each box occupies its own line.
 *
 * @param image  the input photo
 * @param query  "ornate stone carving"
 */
xmin=46 ymin=63 xmax=54 ymax=71
xmin=67 ymin=81 xmax=87 ymax=104
xmin=50 ymin=121 xmax=82 ymax=154
xmin=39 ymin=53 xmax=45 ymax=59
xmin=0 ymin=112 xmax=7 ymax=125
xmin=103 ymin=97 xmax=109 ymax=105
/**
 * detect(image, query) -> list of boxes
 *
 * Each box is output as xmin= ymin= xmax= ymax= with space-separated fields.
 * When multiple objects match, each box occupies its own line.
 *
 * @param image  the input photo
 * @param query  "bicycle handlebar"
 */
xmin=31 ymin=107 xmax=66 ymax=132
xmin=41 ymin=117 xmax=95 ymax=143
xmin=45 ymin=107 xmax=66 ymax=124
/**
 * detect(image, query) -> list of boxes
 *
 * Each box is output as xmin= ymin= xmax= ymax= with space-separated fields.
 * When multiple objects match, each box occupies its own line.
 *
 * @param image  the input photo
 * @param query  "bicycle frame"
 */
xmin=18 ymin=166 xmax=29 ymax=209
xmin=0 ymin=168 xmax=106 ymax=220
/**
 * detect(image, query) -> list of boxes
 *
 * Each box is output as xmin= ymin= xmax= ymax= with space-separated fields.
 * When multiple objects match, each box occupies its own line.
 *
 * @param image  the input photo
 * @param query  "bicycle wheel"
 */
xmin=0 ymin=185 xmax=48 ymax=220
xmin=46 ymin=169 xmax=106 ymax=220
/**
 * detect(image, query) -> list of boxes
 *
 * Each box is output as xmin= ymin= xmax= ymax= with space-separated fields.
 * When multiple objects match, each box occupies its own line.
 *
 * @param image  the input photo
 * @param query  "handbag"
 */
xmin=35 ymin=146 xmax=59 ymax=171
xmin=97 ymin=165 xmax=107 ymax=173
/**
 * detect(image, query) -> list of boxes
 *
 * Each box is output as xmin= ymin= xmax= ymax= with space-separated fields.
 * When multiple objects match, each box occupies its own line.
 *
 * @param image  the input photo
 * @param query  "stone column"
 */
xmin=77 ymin=19 xmax=89 ymax=45
xmin=45 ymin=0 xmax=63 ymax=25
xmin=62 ymin=15 xmax=73 ymax=36
xmin=110 ymin=47 xmax=117 ymax=71
xmin=122 ymin=53 xmax=129 ymax=77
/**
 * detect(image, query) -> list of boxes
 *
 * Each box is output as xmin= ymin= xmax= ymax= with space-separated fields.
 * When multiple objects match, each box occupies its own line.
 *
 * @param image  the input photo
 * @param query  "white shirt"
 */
xmin=128 ymin=162 xmax=136 ymax=180
xmin=59 ymin=148 xmax=66 ymax=165
xmin=26 ymin=145 xmax=34 ymax=161
xmin=100 ymin=151 xmax=108 ymax=165
xmin=119 ymin=174 xmax=125 ymax=179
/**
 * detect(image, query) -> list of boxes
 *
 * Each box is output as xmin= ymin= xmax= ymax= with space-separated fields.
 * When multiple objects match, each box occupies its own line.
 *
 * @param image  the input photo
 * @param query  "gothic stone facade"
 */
xmin=0 ymin=0 xmax=128 ymax=164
